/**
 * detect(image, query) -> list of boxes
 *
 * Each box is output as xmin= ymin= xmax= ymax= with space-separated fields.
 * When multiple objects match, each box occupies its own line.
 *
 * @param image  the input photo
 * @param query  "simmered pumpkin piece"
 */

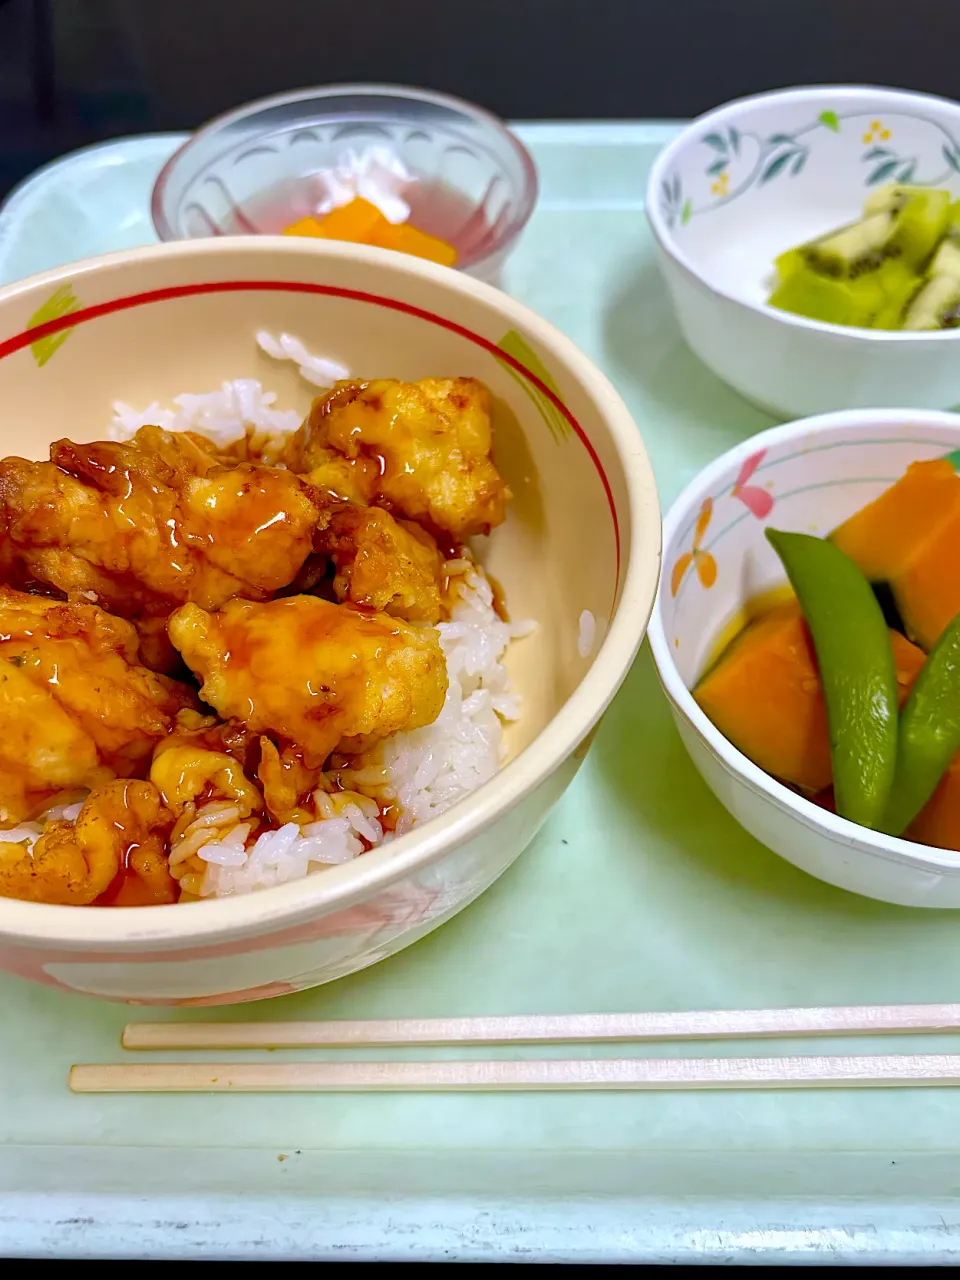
xmin=831 ymin=458 xmax=960 ymax=582
xmin=889 ymin=501 xmax=960 ymax=651
xmin=908 ymin=753 xmax=960 ymax=851
xmin=830 ymin=458 xmax=960 ymax=649
xmin=695 ymin=601 xmax=925 ymax=793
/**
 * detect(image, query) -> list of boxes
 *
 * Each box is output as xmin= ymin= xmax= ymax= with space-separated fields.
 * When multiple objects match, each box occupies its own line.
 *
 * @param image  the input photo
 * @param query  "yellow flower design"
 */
xmin=710 ymin=171 xmax=730 ymax=197
xmin=862 ymin=119 xmax=892 ymax=145
xmin=671 ymin=498 xmax=717 ymax=596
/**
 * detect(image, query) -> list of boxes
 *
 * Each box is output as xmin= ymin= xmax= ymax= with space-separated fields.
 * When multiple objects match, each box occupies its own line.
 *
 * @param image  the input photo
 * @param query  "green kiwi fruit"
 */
xmin=863 ymin=183 xmax=946 ymax=216
xmin=768 ymin=185 xmax=960 ymax=329
xmin=885 ymin=188 xmax=950 ymax=268
xmin=870 ymin=260 xmax=922 ymax=328
xmin=928 ymin=237 xmax=960 ymax=282
xmin=799 ymin=211 xmax=895 ymax=279
xmin=901 ymin=273 xmax=960 ymax=330
xmin=774 ymin=246 xmax=804 ymax=281
xmin=768 ymin=265 xmax=887 ymax=326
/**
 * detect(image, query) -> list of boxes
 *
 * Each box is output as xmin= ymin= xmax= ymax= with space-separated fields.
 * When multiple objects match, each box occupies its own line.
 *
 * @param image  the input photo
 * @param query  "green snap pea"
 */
xmin=885 ymin=610 xmax=960 ymax=835
xmin=765 ymin=529 xmax=899 ymax=829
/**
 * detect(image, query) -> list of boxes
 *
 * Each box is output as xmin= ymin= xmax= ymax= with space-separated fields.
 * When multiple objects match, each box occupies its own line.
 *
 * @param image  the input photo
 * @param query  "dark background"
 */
xmin=1 ymin=0 xmax=959 ymax=196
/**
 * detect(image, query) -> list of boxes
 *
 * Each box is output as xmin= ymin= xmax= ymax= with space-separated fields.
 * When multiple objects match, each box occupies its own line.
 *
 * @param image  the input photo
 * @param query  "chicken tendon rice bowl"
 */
xmin=0 ymin=333 xmax=533 ymax=907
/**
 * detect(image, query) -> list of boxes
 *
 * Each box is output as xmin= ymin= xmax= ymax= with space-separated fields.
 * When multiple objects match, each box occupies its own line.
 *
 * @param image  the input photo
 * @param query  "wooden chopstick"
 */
xmin=121 ymin=1002 xmax=960 ymax=1050
xmin=70 ymin=1053 xmax=960 ymax=1093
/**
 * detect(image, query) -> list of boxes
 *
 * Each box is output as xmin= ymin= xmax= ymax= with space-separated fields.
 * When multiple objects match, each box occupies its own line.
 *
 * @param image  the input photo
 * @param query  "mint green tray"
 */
xmin=3 ymin=124 xmax=960 ymax=1263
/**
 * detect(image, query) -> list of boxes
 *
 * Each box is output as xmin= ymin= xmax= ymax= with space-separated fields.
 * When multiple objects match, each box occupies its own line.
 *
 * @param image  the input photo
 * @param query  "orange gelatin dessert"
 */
xmin=284 ymin=196 xmax=458 ymax=267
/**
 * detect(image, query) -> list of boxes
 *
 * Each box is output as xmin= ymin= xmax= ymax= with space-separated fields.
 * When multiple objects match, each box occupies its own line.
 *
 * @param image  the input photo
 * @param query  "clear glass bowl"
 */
xmin=151 ymin=84 xmax=538 ymax=284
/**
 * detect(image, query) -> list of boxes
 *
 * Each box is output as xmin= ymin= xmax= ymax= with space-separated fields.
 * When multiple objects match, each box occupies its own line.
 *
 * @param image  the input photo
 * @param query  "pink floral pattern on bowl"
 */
xmin=670 ymin=449 xmax=774 ymax=598
xmin=660 ymin=417 xmax=960 ymax=722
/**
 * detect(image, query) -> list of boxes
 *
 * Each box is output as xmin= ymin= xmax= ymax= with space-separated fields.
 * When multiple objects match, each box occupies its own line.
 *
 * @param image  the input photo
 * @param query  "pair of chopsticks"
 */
xmin=69 ymin=1001 xmax=960 ymax=1094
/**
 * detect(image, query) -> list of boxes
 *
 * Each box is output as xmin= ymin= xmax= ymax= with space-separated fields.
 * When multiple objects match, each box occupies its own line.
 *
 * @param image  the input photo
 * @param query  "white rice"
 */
xmin=0 ymin=800 xmax=84 ymax=850
xmin=253 ymin=331 xmax=350 ymax=388
xmin=339 ymin=563 xmax=533 ymax=837
xmin=108 ymin=330 xmax=348 ymax=448
xmin=80 ymin=337 xmax=533 ymax=898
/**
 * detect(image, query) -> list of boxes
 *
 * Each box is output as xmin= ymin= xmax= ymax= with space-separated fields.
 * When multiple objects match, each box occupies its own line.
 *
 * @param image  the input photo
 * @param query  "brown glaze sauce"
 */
xmin=94 ymin=843 xmax=157 ymax=908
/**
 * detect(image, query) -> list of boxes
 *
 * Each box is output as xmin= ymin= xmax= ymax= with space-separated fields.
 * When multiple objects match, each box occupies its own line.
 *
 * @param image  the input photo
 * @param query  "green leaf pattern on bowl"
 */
xmin=27 ymin=284 xmax=80 ymax=367
xmin=495 ymin=329 xmax=570 ymax=444
xmin=660 ymin=110 xmax=960 ymax=229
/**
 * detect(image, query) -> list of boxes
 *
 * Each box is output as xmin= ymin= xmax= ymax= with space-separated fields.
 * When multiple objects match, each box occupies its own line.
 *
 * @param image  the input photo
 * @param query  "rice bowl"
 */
xmin=0 ymin=237 xmax=659 ymax=1003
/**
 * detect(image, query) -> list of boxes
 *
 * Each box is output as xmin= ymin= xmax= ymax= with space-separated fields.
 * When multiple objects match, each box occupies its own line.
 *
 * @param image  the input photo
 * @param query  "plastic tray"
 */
xmin=3 ymin=124 xmax=960 ymax=1263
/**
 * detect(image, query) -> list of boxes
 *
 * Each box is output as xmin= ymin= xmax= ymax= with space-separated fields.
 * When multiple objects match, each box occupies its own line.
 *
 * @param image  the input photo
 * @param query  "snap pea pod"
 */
xmin=765 ymin=529 xmax=898 ymax=829
xmin=884 ymin=610 xmax=960 ymax=835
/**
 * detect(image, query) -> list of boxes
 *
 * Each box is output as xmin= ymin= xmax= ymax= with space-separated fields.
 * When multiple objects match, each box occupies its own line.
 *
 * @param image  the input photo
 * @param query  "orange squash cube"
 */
xmin=695 ymin=602 xmax=925 ymax=793
xmin=831 ymin=458 xmax=960 ymax=650
xmin=890 ymin=500 xmax=960 ymax=651
xmin=831 ymin=458 xmax=960 ymax=581
xmin=908 ymin=753 xmax=960 ymax=851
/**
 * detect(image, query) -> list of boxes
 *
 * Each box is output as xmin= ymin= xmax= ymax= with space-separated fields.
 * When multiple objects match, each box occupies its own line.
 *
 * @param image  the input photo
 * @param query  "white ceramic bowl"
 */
xmin=649 ymin=408 xmax=960 ymax=908
xmin=646 ymin=86 xmax=960 ymax=419
xmin=0 ymin=236 xmax=661 ymax=1003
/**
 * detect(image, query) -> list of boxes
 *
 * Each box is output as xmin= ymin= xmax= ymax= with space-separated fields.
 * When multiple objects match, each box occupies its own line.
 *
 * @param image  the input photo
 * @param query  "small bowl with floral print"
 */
xmin=648 ymin=407 xmax=960 ymax=908
xmin=646 ymin=86 xmax=960 ymax=419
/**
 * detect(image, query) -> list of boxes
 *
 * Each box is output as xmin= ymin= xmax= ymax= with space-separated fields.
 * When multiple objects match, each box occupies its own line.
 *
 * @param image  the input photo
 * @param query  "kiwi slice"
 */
xmin=901 ymin=273 xmax=960 ymax=330
xmin=787 ymin=192 xmax=948 ymax=281
xmin=886 ymin=188 xmax=951 ymax=268
xmin=774 ymin=246 xmax=804 ymax=281
xmin=870 ymin=260 xmax=920 ymax=328
xmin=863 ymin=183 xmax=903 ymax=215
xmin=768 ymin=266 xmax=887 ymax=326
xmin=800 ymin=211 xmax=896 ymax=279
xmin=768 ymin=185 xmax=959 ymax=328
xmin=863 ymin=183 xmax=946 ymax=216
xmin=937 ymin=201 xmax=960 ymax=251
xmin=928 ymin=237 xmax=960 ymax=281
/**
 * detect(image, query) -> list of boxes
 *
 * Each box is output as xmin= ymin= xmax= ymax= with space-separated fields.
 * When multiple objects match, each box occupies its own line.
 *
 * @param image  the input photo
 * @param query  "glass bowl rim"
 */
xmin=151 ymin=82 xmax=540 ymax=268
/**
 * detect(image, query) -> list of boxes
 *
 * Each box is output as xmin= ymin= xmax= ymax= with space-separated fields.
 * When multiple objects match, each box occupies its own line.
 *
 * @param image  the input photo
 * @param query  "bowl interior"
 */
xmin=659 ymin=414 xmax=960 ymax=691
xmin=0 ymin=239 xmax=632 ymax=778
xmin=653 ymin=88 xmax=960 ymax=308
xmin=153 ymin=87 xmax=537 ymax=274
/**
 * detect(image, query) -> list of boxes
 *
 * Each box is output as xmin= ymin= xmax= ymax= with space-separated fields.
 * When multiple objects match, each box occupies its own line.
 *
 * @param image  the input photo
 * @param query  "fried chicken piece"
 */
xmin=258 ymin=738 xmax=320 ymax=826
xmin=157 ymin=712 xmax=319 ymax=826
xmin=150 ymin=743 xmax=265 ymax=820
xmin=101 ymin=836 xmax=179 ymax=906
xmin=168 ymin=595 xmax=448 ymax=767
xmin=160 ymin=708 xmax=263 ymax=777
xmin=150 ymin=743 xmax=266 ymax=897
xmin=285 ymin=378 xmax=508 ymax=539
xmin=301 ymin=450 xmax=380 ymax=507
xmin=0 ymin=779 xmax=174 ymax=906
xmin=315 ymin=505 xmax=446 ymax=623
xmin=0 ymin=426 xmax=327 ymax=625
xmin=133 ymin=615 xmax=186 ymax=677
xmin=0 ymin=589 xmax=195 ymax=825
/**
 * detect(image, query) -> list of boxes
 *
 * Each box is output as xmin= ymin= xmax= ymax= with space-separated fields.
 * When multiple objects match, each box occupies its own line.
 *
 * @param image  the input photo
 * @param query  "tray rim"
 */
xmin=1 ymin=119 xmax=952 ymax=1263
xmin=5 ymin=1144 xmax=960 ymax=1262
